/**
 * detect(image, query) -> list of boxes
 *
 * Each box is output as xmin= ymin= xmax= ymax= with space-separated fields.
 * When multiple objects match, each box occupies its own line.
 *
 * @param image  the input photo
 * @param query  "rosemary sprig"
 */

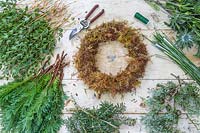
xmin=65 ymin=102 xmax=136 ymax=133
xmin=0 ymin=51 xmax=69 ymax=133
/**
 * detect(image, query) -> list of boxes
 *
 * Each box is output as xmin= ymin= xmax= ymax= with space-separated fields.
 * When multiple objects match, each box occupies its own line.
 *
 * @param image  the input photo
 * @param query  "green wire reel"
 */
xmin=134 ymin=12 xmax=149 ymax=24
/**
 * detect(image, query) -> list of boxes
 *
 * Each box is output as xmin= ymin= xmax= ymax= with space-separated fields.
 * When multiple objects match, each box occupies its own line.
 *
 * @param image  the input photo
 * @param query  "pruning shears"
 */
xmin=69 ymin=4 xmax=104 ymax=40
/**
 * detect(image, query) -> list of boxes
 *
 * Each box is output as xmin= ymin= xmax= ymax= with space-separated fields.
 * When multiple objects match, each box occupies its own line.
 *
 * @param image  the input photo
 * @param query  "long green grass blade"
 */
xmin=153 ymin=33 xmax=200 ymax=85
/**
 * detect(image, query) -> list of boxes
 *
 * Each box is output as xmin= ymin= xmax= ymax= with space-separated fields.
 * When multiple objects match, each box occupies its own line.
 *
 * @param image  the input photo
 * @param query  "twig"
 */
xmin=186 ymin=114 xmax=200 ymax=130
xmin=76 ymin=107 xmax=119 ymax=129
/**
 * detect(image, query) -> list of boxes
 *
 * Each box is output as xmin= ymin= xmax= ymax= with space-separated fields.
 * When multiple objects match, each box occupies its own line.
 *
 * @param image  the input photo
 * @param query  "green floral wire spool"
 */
xmin=134 ymin=12 xmax=149 ymax=24
xmin=0 ymin=1 xmax=58 ymax=79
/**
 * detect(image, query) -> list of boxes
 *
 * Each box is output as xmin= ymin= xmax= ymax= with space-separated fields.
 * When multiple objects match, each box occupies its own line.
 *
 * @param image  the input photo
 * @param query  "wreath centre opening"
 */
xmin=95 ymin=41 xmax=130 ymax=76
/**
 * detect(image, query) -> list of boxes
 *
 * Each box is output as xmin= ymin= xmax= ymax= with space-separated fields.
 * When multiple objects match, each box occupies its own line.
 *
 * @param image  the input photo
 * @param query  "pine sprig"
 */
xmin=66 ymin=102 xmax=136 ymax=133
xmin=0 ymin=51 xmax=69 ymax=133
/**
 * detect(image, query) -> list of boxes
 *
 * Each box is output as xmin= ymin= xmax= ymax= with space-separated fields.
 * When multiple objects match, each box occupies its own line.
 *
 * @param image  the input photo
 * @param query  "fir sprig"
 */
xmin=66 ymin=102 xmax=136 ymax=133
xmin=0 ymin=51 xmax=69 ymax=133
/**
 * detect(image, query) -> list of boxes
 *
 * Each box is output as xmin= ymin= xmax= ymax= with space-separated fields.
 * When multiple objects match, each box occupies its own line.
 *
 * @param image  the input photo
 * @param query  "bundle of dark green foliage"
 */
xmin=0 ymin=52 xmax=69 ymax=133
xmin=145 ymin=0 xmax=200 ymax=57
xmin=66 ymin=102 xmax=136 ymax=133
xmin=142 ymin=80 xmax=200 ymax=133
xmin=0 ymin=0 xmax=58 ymax=79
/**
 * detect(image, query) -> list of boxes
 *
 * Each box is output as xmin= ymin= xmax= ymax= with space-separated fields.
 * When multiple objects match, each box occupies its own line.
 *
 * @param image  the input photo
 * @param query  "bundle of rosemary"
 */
xmin=145 ymin=0 xmax=200 ymax=57
xmin=142 ymin=79 xmax=200 ymax=132
xmin=0 ymin=0 xmax=70 ymax=79
xmin=66 ymin=102 xmax=136 ymax=133
xmin=0 ymin=52 xmax=69 ymax=133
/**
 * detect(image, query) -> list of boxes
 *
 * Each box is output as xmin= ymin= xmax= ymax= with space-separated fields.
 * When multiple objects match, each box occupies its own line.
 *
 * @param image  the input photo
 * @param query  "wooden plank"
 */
xmin=1 ymin=29 xmax=199 ymax=80
xmin=62 ymin=79 xmax=191 ymax=113
xmin=59 ymin=114 xmax=200 ymax=133
xmin=68 ymin=0 xmax=170 ymax=30
xmin=0 ymin=0 xmax=200 ymax=132
xmin=0 ymin=114 xmax=198 ymax=133
xmin=0 ymin=79 xmax=194 ymax=114
xmin=51 ymin=29 xmax=196 ymax=80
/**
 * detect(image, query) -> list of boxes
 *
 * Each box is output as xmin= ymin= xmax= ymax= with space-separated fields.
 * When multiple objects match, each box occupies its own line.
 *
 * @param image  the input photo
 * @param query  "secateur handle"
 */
xmin=90 ymin=9 xmax=104 ymax=24
xmin=85 ymin=4 xmax=99 ymax=20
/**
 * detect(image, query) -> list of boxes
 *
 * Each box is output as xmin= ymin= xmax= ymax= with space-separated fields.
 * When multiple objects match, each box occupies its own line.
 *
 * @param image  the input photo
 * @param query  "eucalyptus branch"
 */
xmin=186 ymin=114 xmax=200 ymax=130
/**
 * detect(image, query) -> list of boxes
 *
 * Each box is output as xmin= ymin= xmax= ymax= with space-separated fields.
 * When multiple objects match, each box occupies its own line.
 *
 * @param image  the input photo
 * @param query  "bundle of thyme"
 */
xmin=145 ymin=0 xmax=200 ymax=57
xmin=0 ymin=52 xmax=69 ymax=133
xmin=142 ymin=78 xmax=200 ymax=132
xmin=66 ymin=102 xmax=136 ymax=133
xmin=0 ymin=0 xmax=70 ymax=79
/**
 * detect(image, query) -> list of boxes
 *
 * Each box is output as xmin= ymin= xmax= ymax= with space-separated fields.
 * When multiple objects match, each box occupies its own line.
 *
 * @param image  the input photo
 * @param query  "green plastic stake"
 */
xmin=134 ymin=12 xmax=149 ymax=24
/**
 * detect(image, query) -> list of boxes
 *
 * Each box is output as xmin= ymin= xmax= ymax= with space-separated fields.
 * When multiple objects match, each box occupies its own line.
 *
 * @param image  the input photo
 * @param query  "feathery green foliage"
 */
xmin=0 ymin=0 xmax=58 ymax=79
xmin=142 ymin=80 xmax=200 ymax=133
xmin=66 ymin=102 xmax=136 ymax=133
xmin=0 ymin=52 xmax=69 ymax=133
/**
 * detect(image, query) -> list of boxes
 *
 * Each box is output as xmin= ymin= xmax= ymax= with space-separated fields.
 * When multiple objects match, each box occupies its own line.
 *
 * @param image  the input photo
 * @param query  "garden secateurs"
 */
xmin=69 ymin=4 xmax=104 ymax=40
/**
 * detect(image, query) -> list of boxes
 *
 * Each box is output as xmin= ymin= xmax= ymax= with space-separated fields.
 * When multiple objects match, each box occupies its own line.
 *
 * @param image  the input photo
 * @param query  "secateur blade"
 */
xmin=69 ymin=4 xmax=104 ymax=40
xmin=69 ymin=28 xmax=78 ymax=40
xmin=69 ymin=22 xmax=84 ymax=40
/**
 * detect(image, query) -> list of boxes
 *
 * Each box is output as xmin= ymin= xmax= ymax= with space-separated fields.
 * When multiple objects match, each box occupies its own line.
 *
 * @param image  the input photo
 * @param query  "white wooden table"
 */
xmin=1 ymin=0 xmax=200 ymax=132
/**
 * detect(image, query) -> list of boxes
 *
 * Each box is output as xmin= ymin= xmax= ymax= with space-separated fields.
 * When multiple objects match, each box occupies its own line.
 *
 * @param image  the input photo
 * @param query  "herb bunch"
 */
xmin=165 ymin=0 xmax=200 ymax=57
xmin=0 ymin=0 xmax=69 ymax=79
xmin=142 ymin=80 xmax=200 ymax=132
xmin=66 ymin=102 xmax=136 ymax=133
xmin=145 ymin=0 xmax=200 ymax=57
xmin=0 ymin=51 xmax=69 ymax=133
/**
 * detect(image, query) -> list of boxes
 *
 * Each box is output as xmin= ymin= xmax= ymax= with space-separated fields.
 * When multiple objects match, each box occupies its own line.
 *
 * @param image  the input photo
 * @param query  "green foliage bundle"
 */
xmin=165 ymin=0 xmax=200 ymax=57
xmin=142 ymin=80 xmax=200 ymax=133
xmin=0 ymin=52 xmax=69 ymax=133
xmin=145 ymin=0 xmax=200 ymax=57
xmin=152 ymin=33 xmax=200 ymax=86
xmin=66 ymin=102 xmax=136 ymax=133
xmin=0 ymin=0 xmax=67 ymax=79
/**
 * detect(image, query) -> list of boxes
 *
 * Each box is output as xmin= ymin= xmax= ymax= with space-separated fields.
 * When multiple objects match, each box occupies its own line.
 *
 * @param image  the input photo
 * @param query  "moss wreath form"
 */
xmin=75 ymin=21 xmax=148 ymax=96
